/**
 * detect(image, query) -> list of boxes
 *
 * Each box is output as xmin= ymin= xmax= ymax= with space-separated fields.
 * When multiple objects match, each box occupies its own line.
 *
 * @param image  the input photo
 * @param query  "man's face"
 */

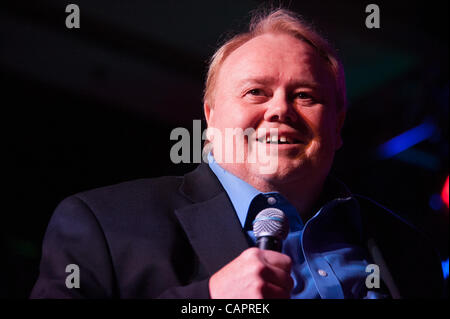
xmin=205 ymin=33 xmax=345 ymax=187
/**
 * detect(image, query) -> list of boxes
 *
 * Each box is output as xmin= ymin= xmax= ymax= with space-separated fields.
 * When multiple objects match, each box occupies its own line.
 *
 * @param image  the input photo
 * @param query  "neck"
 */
xmin=220 ymin=163 xmax=327 ymax=222
xmin=253 ymin=175 xmax=325 ymax=222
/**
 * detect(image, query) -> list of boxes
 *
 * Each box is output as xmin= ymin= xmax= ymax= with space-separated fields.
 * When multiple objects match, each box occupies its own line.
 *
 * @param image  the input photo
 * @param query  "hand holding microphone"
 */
xmin=209 ymin=208 xmax=293 ymax=299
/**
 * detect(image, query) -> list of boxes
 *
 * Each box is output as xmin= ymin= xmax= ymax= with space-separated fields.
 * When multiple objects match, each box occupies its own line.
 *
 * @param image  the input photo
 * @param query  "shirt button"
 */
xmin=267 ymin=196 xmax=277 ymax=205
xmin=318 ymin=269 xmax=328 ymax=277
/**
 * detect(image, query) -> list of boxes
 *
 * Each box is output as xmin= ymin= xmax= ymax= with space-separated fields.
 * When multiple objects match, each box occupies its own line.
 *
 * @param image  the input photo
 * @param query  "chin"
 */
xmin=250 ymin=158 xmax=305 ymax=183
xmin=256 ymin=154 xmax=333 ymax=186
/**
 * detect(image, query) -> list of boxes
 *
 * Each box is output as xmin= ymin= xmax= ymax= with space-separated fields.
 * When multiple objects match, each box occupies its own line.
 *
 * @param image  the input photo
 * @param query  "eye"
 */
xmin=246 ymin=88 xmax=264 ymax=96
xmin=295 ymin=92 xmax=313 ymax=99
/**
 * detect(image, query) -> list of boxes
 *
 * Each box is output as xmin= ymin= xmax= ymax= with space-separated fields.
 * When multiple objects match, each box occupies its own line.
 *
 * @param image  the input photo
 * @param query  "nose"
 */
xmin=263 ymin=93 xmax=298 ymax=124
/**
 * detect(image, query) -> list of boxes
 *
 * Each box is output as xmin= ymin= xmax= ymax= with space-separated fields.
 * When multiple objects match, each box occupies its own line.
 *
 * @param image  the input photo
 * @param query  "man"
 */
xmin=31 ymin=9 xmax=444 ymax=299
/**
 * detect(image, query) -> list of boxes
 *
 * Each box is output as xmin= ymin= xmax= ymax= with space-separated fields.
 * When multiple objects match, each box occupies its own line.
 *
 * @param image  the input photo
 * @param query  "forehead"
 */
xmin=218 ymin=33 xmax=333 ymax=89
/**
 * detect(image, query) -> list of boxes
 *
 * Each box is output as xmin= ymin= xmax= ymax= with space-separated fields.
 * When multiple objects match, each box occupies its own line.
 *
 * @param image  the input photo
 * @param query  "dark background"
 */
xmin=1 ymin=0 xmax=448 ymax=298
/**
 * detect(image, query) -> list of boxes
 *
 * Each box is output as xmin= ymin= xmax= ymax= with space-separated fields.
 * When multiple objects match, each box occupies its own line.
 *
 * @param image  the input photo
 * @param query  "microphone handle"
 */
xmin=256 ymin=236 xmax=282 ymax=252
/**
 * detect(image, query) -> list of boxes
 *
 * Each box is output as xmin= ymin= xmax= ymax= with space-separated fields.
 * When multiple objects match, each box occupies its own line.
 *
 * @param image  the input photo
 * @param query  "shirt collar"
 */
xmin=207 ymin=152 xmax=260 ymax=228
xmin=208 ymin=153 xmax=303 ymax=232
xmin=207 ymin=152 xmax=360 ymax=236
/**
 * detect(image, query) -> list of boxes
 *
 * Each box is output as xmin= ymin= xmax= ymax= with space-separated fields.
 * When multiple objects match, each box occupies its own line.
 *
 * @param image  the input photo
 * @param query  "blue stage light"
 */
xmin=442 ymin=258 xmax=449 ymax=280
xmin=377 ymin=122 xmax=436 ymax=159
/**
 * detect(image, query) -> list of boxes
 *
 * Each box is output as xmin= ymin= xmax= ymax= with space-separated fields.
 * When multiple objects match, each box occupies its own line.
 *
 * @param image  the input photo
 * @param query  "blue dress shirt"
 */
xmin=208 ymin=153 xmax=388 ymax=299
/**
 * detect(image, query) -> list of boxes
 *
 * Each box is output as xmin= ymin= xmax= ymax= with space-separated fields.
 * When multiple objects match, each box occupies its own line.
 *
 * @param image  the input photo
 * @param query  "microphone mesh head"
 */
xmin=253 ymin=208 xmax=289 ymax=240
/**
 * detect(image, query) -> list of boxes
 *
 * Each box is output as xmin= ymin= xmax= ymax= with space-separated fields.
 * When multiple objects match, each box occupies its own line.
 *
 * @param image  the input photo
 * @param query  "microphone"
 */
xmin=252 ymin=208 xmax=289 ymax=252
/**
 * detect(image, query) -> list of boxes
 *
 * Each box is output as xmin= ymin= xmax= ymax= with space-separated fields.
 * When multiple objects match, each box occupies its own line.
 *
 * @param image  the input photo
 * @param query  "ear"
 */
xmin=203 ymin=101 xmax=215 ymax=147
xmin=204 ymin=101 xmax=214 ymax=125
xmin=335 ymin=107 xmax=346 ymax=150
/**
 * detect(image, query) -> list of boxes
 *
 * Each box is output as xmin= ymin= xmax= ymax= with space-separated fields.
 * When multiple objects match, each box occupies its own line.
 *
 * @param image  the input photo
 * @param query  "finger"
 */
xmin=260 ymin=250 xmax=292 ymax=272
xmin=260 ymin=265 xmax=294 ymax=292
xmin=261 ymin=281 xmax=291 ymax=299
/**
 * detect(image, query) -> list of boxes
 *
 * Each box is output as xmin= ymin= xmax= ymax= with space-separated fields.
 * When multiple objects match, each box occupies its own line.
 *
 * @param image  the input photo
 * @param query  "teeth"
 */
xmin=260 ymin=135 xmax=296 ymax=144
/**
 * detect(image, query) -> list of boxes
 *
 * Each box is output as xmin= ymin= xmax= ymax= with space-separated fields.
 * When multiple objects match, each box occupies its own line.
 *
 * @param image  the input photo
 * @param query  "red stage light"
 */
xmin=441 ymin=176 xmax=449 ymax=208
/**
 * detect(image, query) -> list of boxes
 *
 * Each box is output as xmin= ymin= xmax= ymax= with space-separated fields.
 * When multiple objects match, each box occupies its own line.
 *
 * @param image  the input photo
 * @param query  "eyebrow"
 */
xmin=236 ymin=77 xmax=320 ymax=89
xmin=236 ymin=77 xmax=274 ymax=88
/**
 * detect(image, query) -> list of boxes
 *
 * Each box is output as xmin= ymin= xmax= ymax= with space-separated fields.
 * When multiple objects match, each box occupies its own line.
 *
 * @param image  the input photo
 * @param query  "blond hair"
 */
xmin=203 ymin=8 xmax=347 ymax=110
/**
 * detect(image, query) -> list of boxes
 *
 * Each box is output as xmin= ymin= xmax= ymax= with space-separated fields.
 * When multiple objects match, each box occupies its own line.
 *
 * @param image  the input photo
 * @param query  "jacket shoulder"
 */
xmin=72 ymin=175 xmax=186 ymax=213
xmin=77 ymin=175 xmax=184 ymax=200
xmin=354 ymin=194 xmax=419 ymax=234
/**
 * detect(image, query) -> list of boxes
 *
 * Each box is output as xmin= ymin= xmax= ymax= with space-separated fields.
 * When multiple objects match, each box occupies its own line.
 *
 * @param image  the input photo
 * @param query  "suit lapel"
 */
xmin=175 ymin=164 xmax=249 ymax=275
xmin=356 ymin=195 xmax=405 ymax=298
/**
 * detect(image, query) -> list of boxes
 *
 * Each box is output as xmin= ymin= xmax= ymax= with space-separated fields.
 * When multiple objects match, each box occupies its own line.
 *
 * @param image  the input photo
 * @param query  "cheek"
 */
xmin=305 ymin=108 xmax=337 ymax=136
xmin=301 ymin=108 xmax=340 ymax=154
xmin=214 ymin=103 xmax=261 ymax=131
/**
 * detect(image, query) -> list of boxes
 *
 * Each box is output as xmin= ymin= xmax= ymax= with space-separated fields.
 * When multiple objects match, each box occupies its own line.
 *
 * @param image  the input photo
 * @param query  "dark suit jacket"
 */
xmin=30 ymin=164 xmax=444 ymax=298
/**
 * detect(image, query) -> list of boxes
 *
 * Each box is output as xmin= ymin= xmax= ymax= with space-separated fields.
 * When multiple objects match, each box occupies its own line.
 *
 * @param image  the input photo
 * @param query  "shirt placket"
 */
xmin=301 ymin=206 xmax=345 ymax=299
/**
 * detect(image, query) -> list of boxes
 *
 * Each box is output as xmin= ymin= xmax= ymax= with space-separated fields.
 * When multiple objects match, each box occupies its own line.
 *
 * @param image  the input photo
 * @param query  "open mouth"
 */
xmin=256 ymin=135 xmax=302 ymax=145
